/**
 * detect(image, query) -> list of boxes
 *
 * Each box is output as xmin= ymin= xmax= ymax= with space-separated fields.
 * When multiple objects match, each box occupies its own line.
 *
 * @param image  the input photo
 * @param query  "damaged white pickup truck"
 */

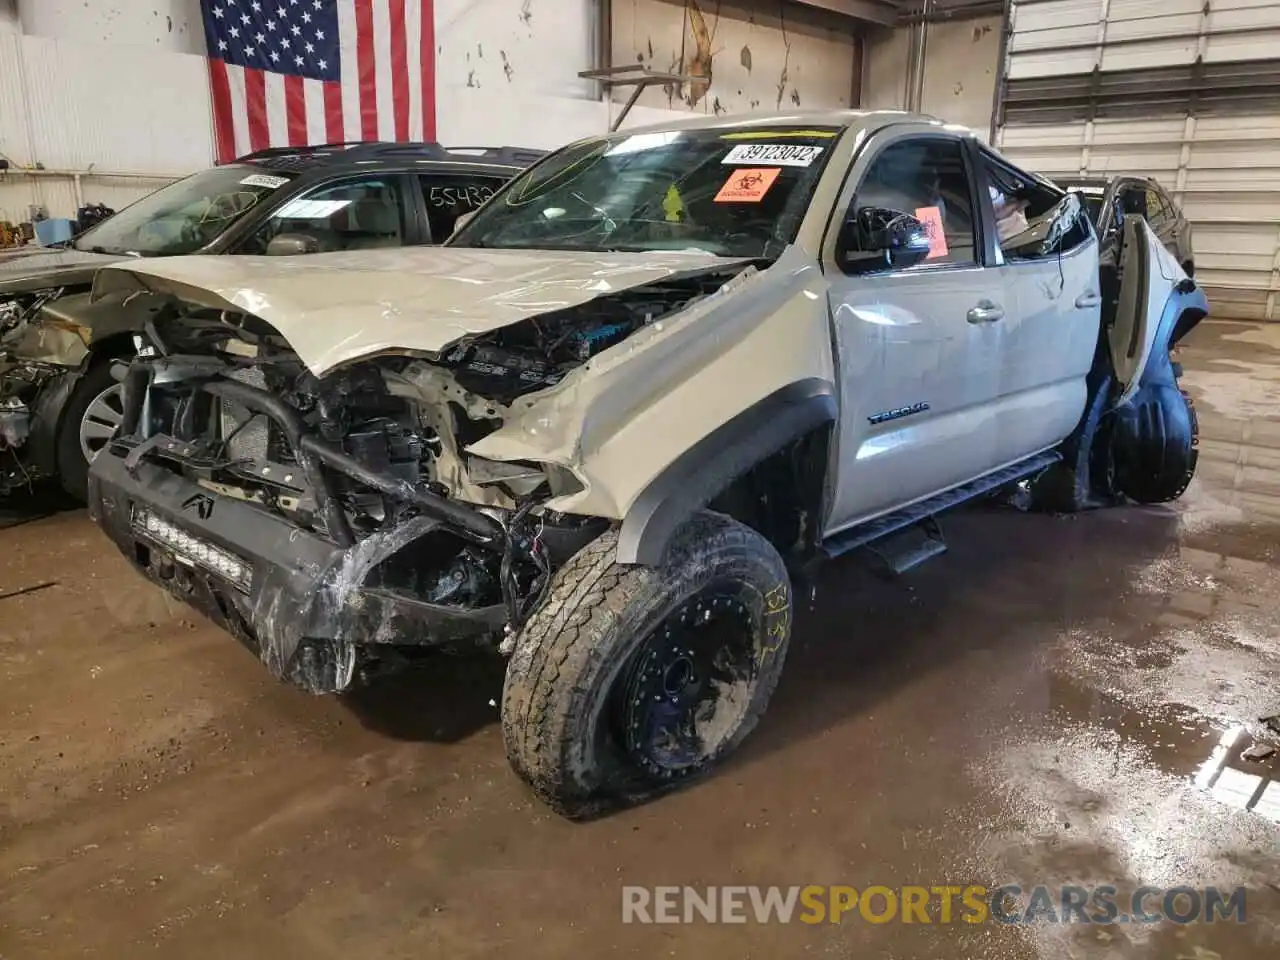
xmin=86 ymin=111 xmax=1206 ymax=817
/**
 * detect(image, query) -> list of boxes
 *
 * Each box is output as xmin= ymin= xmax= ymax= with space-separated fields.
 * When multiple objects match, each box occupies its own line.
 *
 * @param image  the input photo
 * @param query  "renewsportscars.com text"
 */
xmin=621 ymin=885 xmax=1247 ymax=925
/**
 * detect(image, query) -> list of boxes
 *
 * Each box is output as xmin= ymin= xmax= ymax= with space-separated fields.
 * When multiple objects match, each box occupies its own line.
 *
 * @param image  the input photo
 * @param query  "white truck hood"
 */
xmin=93 ymin=246 xmax=750 ymax=376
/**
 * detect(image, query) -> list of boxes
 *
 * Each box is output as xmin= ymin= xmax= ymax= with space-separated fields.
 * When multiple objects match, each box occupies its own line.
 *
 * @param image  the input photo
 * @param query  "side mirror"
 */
xmin=265 ymin=232 xmax=322 ymax=256
xmin=450 ymin=210 xmax=478 ymax=238
xmin=837 ymin=206 xmax=933 ymax=273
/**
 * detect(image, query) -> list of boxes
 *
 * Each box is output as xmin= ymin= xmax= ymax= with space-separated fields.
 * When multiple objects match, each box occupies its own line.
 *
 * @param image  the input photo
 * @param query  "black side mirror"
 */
xmin=265 ymin=232 xmax=322 ymax=256
xmin=837 ymin=206 xmax=934 ymax=273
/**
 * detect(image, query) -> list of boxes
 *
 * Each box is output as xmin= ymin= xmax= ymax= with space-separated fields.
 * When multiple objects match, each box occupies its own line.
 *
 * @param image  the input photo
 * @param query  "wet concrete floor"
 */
xmin=2 ymin=320 xmax=1280 ymax=958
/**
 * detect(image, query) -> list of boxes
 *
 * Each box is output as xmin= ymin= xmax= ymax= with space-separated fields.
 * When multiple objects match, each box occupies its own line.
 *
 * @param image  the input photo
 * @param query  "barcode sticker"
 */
xmin=722 ymin=143 xmax=823 ymax=167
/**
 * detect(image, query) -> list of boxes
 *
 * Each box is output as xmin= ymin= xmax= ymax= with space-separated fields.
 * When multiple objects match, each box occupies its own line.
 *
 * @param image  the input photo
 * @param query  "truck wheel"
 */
xmin=501 ymin=512 xmax=793 ymax=819
xmin=1113 ymin=385 xmax=1198 ymax=504
xmin=55 ymin=357 xmax=125 ymax=503
xmin=1030 ymin=373 xmax=1120 ymax=512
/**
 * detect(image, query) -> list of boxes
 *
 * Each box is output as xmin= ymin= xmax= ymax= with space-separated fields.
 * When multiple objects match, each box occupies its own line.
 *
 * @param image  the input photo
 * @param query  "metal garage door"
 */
xmin=993 ymin=0 xmax=1280 ymax=320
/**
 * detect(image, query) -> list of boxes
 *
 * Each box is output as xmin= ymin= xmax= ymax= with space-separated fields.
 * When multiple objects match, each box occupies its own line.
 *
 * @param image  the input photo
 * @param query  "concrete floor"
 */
xmin=3 ymin=321 xmax=1280 ymax=959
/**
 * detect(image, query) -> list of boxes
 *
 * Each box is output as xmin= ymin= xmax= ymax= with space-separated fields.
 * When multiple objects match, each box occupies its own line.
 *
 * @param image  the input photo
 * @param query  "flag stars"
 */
xmin=315 ymin=29 xmax=325 ymax=40
xmin=270 ymin=50 xmax=281 ymax=63
xmin=291 ymin=24 xmax=301 ymax=36
xmin=240 ymin=13 xmax=250 ymax=25
xmin=255 ymin=32 xmax=265 ymax=44
xmin=266 ymin=19 xmax=276 ymax=30
xmin=305 ymin=41 xmax=314 ymax=54
xmin=244 ymin=46 xmax=256 ymax=58
xmin=212 ymin=6 xmax=225 ymax=19
xmin=317 ymin=58 xmax=327 ymax=70
xmin=277 ymin=5 xmax=286 ymax=16
xmin=302 ymin=11 xmax=311 ymax=23
xmin=294 ymin=55 xmax=304 ymax=66
xmin=217 ymin=39 xmax=228 ymax=51
xmin=280 ymin=36 xmax=290 ymax=48
xmin=250 ymin=0 xmax=261 ymax=10
xmin=228 ymin=25 xmax=240 ymax=38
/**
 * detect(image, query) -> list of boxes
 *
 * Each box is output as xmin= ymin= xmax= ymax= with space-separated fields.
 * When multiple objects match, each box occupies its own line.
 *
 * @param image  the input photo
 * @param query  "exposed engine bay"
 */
xmin=0 ymin=288 xmax=63 ymax=347
xmin=2 ymin=289 xmax=70 ymax=487
xmin=103 ymin=266 xmax=740 ymax=662
xmin=438 ymin=272 xmax=733 ymax=403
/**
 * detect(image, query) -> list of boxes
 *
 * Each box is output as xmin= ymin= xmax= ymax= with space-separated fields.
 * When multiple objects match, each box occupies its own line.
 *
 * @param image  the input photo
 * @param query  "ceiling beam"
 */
xmin=787 ymin=0 xmax=902 ymax=27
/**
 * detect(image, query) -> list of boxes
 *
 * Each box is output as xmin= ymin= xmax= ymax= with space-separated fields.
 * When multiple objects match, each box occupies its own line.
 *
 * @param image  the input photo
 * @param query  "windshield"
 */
xmin=449 ymin=125 xmax=842 ymax=258
xmin=73 ymin=165 xmax=296 ymax=256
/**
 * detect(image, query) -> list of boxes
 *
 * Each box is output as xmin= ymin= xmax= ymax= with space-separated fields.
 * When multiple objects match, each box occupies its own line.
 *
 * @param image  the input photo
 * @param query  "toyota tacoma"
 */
xmin=83 ymin=111 xmax=1206 ymax=817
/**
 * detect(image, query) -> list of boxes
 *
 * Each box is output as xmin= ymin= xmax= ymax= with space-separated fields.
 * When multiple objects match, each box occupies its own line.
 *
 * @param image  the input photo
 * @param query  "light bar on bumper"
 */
xmin=131 ymin=506 xmax=254 ymax=593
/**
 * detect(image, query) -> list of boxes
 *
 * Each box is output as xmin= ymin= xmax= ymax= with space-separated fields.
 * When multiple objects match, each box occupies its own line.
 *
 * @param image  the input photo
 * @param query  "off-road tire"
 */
xmin=501 ymin=511 xmax=793 ymax=819
xmin=55 ymin=356 xmax=124 ymax=503
xmin=1114 ymin=385 xmax=1199 ymax=504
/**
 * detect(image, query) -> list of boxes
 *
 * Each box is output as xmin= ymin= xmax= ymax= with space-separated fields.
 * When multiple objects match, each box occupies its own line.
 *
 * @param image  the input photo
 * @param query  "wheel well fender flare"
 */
xmin=615 ymin=378 xmax=838 ymax=567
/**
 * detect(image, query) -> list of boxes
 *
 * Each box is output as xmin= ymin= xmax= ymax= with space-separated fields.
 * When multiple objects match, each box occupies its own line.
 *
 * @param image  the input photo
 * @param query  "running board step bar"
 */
xmin=864 ymin=516 xmax=947 ymax=576
xmin=821 ymin=450 xmax=1062 ymax=560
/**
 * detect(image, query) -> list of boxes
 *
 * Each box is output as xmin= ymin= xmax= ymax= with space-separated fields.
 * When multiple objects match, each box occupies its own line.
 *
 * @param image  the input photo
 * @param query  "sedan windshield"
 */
xmin=73 ymin=165 xmax=295 ymax=256
xmin=449 ymin=125 xmax=842 ymax=258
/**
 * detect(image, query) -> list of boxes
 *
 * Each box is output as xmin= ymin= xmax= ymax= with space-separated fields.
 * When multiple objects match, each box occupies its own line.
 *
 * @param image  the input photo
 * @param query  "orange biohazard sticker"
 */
xmin=914 ymin=206 xmax=948 ymax=259
xmin=715 ymin=167 xmax=782 ymax=203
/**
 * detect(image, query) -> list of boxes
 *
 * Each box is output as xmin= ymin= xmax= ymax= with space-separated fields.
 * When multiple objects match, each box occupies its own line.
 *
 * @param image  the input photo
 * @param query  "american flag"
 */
xmin=200 ymin=0 xmax=436 ymax=163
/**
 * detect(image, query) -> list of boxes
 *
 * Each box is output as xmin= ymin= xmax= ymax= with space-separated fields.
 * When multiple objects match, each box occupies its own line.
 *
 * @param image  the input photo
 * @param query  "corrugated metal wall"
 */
xmin=996 ymin=0 xmax=1280 ymax=320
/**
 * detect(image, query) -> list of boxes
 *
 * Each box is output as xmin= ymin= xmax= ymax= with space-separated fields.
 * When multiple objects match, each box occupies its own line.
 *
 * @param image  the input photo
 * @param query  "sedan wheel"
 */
xmin=79 ymin=382 xmax=124 ymax=464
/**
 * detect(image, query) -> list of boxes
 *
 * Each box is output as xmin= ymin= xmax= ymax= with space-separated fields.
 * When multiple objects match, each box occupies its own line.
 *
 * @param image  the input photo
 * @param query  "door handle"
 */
xmin=1075 ymin=292 xmax=1102 ymax=308
xmin=967 ymin=302 xmax=1004 ymax=324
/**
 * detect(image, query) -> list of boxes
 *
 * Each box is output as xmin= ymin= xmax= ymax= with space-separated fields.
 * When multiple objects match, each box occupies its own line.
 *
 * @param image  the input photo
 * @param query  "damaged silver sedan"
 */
xmin=84 ymin=111 xmax=1206 ymax=817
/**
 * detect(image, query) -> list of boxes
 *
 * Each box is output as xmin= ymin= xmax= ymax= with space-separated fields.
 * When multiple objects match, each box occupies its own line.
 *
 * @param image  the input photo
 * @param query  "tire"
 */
xmin=501 ymin=511 xmax=793 ymax=819
xmin=55 ymin=358 xmax=126 ymax=502
xmin=1114 ymin=385 xmax=1198 ymax=504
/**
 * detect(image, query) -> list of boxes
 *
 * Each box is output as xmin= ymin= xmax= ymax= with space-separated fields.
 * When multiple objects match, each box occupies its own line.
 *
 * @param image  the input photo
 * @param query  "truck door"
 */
xmin=821 ymin=130 xmax=1004 ymax=533
xmin=1109 ymin=214 xmax=1197 ymax=405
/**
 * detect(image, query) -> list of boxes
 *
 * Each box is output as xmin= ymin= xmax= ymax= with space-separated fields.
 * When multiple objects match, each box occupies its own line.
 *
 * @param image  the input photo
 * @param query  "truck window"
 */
xmin=978 ymin=150 xmax=1091 ymax=259
xmin=854 ymin=137 xmax=976 ymax=266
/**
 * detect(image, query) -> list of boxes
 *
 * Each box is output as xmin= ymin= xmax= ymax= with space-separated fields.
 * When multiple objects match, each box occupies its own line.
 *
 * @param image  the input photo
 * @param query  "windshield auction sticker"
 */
xmin=715 ymin=168 xmax=782 ymax=203
xmin=722 ymin=143 xmax=823 ymax=166
xmin=239 ymin=173 xmax=290 ymax=189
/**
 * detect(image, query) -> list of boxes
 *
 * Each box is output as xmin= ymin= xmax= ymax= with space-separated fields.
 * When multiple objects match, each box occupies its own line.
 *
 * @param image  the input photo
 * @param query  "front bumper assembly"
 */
xmin=89 ymin=449 xmax=509 ymax=693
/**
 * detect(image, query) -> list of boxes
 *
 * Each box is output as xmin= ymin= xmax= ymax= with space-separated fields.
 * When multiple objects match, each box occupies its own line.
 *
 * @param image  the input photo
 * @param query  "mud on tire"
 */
xmin=501 ymin=511 xmax=793 ymax=819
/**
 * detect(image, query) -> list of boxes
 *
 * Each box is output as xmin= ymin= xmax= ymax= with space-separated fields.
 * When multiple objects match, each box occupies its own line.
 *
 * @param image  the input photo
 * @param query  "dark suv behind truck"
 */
xmin=1063 ymin=175 xmax=1195 ymax=276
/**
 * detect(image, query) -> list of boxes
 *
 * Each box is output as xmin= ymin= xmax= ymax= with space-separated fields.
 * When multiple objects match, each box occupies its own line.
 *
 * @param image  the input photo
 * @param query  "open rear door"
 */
xmin=1109 ymin=215 xmax=1189 ymax=406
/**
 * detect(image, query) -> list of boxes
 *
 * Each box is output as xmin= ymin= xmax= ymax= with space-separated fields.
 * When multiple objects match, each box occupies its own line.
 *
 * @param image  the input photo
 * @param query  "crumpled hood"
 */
xmin=0 ymin=247 xmax=124 ymax=294
xmin=93 ymin=246 xmax=751 ymax=376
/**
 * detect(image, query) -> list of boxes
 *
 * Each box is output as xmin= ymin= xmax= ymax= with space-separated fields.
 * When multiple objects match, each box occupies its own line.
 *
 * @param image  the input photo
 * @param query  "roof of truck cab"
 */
xmin=605 ymin=109 xmax=966 ymax=138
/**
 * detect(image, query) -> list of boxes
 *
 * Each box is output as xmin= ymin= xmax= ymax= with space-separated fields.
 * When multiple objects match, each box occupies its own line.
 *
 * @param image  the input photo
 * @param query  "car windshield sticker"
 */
xmin=720 ymin=130 xmax=839 ymax=140
xmin=239 ymin=173 xmax=290 ymax=189
xmin=715 ymin=168 xmax=782 ymax=203
xmin=274 ymin=198 xmax=352 ymax=219
xmin=914 ymin=206 xmax=949 ymax=259
xmin=663 ymin=184 xmax=686 ymax=221
xmin=722 ymin=143 xmax=823 ymax=167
